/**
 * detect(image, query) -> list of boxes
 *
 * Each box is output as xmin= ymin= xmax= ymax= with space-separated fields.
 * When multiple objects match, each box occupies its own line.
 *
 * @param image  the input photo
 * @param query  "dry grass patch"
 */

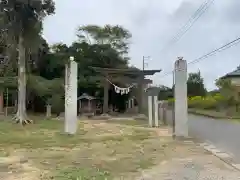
xmin=0 ymin=119 xmax=186 ymax=180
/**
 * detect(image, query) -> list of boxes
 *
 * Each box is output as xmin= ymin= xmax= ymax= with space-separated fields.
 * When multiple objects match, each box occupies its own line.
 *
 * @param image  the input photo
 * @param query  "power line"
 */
xmin=188 ymin=37 xmax=240 ymax=65
xmin=170 ymin=0 xmax=215 ymax=44
xmin=161 ymin=0 xmax=215 ymax=51
xmin=160 ymin=37 xmax=240 ymax=78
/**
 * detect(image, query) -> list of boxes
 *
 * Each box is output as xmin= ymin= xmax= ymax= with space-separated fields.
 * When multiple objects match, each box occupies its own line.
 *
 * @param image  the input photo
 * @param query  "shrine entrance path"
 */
xmin=0 ymin=118 xmax=238 ymax=180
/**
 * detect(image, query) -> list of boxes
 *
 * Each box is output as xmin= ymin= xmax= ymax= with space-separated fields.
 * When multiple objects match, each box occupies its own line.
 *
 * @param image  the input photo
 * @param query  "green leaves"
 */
xmin=187 ymin=71 xmax=206 ymax=97
xmin=0 ymin=76 xmax=17 ymax=88
xmin=27 ymin=74 xmax=64 ymax=100
xmin=77 ymin=25 xmax=132 ymax=56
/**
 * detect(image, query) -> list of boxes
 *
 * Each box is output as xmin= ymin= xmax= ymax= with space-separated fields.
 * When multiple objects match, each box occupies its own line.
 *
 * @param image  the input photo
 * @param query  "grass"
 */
xmin=0 ymin=118 xmax=179 ymax=180
xmin=188 ymin=108 xmax=240 ymax=121
xmin=105 ymin=119 xmax=149 ymax=127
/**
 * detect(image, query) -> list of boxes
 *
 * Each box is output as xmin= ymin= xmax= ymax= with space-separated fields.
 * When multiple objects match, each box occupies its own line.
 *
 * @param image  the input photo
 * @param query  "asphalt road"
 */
xmin=166 ymin=110 xmax=240 ymax=163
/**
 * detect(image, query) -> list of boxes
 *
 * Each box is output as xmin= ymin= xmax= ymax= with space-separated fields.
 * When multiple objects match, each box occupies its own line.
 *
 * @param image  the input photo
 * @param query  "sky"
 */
xmin=43 ymin=0 xmax=240 ymax=90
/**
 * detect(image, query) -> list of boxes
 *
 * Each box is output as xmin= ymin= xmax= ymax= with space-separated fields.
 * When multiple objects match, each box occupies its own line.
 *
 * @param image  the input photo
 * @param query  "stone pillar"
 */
xmin=154 ymin=96 xmax=159 ymax=127
xmin=46 ymin=104 xmax=51 ymax=118
xmin=174 ymin=58 xmax=188 ymax=137
xmin=131 ymin=99 xmax=134 ymax=108
xmin=103 ymin=78 xmax=109 ymax=114
xmin=148 ymin=96 xmax=153 ymax=127
xmin=65 ymin=57 xmax=78 ymax=134
xmin=146 ymin=87 xmax=160 ymax=127
xmin=128 ymin=99 xmax=131 ymax=109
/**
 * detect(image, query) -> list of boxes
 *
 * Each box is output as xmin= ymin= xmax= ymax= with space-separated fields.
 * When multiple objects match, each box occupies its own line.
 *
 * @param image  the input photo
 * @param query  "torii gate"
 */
xmin=64 ymin=57 xmax=161 ymax=134
xmin=90 ymin=67 xmax=161 ymax=114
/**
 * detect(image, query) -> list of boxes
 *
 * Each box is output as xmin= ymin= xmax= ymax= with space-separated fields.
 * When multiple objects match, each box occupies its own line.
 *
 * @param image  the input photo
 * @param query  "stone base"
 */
xmin=90 ymin=114 xmax=111 ymax=120
xmin=133 ymin=114 xmax=148 ymax=120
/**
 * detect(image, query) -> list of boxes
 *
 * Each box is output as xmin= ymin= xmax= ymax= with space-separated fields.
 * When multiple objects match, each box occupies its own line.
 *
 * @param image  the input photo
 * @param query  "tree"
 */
xmin=216 ymin=78 xmax=240 ymax=112
xmin=158 ymin=85 xmax=173 ymax=100
xmin=0 ymin=0 xmax=55 ymax=124
xmin=1 ymin=17 xmax=135 ymax=116
xmin=187 ymin=71 xmax=206 ymax=97
xmin=77 ymin=25 xmax=132 ymax=56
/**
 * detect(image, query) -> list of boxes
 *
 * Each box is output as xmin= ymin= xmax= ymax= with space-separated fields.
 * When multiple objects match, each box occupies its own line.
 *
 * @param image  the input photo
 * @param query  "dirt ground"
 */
xmin=0 ymin=119 xmax=239 ymax=180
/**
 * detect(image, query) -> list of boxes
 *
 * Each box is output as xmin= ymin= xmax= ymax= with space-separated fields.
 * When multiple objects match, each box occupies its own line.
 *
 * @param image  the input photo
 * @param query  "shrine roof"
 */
xmin=221 ymin=66 xmax=240 ymax=79
xmin=90 ymin=67 xmax=161 ymax=76
xmin=77 ymin=93 xmax=96 ymax=100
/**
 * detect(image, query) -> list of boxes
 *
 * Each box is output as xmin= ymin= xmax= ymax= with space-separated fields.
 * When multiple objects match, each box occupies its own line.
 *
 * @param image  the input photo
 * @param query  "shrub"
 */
xmin=49 ymin=95 xmax=64 ymax=115
xmin=167 ymin=94 xmax=225 ymax=110
xmin=166 ymin=98 xmax=174 ymax=107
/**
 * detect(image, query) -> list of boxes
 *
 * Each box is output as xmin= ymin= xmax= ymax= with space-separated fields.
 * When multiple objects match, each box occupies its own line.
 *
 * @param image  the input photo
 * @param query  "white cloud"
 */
xmin=43 ymin=0 xmax=240 ymax=90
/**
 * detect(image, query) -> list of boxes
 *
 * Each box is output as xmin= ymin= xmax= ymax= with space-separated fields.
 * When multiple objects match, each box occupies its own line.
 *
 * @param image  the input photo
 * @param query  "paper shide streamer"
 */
xmin=106 ymin=78 xmax=135 ymax=95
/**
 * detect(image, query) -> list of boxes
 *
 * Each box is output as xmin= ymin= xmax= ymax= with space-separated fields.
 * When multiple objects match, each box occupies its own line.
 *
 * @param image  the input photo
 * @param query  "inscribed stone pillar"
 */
xmin=65 ymin=58 xmax=78 ymax=134
xmin=174 ymin=58 xmax=188 ymax=137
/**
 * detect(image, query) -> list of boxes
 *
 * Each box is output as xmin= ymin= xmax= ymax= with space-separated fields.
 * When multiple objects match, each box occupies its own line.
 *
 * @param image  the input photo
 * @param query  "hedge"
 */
xmin=167 ymin=93 xmax=226 ymax=110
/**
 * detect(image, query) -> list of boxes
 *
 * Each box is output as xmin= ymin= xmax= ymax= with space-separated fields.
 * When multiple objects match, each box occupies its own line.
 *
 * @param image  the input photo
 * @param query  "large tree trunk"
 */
xmin=14 ymin=35 xmax=31 ymax=124
xmin=0 ymin=90 xmax=4 ymax=114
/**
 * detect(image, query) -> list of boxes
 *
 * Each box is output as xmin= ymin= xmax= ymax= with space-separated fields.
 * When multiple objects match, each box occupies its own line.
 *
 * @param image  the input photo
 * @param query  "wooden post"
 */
xmin=154 ymin=96 xmax=159 ymax=127
xmin=46 ymin=104 xmax=51 ymax=118
xmin=103 ymin=78 xmax=109 ymax=114
xmin=0 ymin=90 xmax=3 ymax=114
xmin=137 ymin=77 xmax=144 ymax=114
xmin=5 ymin=88 xmax=8 ymax=116
xmin=148 ymin=96 xmax=153 ymax=127
xmin=88 ymin=100 xmax=91 ymax=112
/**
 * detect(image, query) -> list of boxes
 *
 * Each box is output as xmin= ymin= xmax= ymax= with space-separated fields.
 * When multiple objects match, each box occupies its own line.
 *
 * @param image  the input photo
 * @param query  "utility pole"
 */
xmin=142 ymin=56 xmax=150 ymax=71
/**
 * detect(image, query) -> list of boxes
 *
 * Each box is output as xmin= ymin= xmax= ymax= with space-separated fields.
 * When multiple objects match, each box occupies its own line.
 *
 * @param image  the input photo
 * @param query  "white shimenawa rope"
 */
xmin=106 ymin=78 xmax=136 ymax=95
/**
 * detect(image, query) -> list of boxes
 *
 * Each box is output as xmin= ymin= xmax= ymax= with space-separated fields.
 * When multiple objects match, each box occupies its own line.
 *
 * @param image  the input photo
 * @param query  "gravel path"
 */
xmin=134 ymin=141 xmax=240 ymax=180
xmin=166 ymin=109 xmax=240 ymax=163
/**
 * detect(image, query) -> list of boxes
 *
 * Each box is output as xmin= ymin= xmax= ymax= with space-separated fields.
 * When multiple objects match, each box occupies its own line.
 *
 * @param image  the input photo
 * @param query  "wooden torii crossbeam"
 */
xmin=90 ymin=66 xmax=161 ymax=114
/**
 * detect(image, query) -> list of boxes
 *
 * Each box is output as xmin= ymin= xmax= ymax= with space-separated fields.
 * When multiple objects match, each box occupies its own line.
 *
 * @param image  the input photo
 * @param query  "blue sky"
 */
xmin=43 ymin=0 xmax=240 ymax=90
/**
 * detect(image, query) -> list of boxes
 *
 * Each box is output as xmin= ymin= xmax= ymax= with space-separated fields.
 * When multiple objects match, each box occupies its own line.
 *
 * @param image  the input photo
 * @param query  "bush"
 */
xmin=167 ymin=98 xmax=174 ymax=107
xmin=49 ymin=95 xmax=64 ymax=115
xmin=167 ymin=94 xmax=225 ymax=110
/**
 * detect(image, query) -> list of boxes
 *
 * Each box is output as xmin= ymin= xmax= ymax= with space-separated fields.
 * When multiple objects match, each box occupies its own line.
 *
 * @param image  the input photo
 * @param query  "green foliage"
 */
xmin=0 ymin=0 xmax=134 ymax=113
xmin=158 ymin=86 xmax=173 ymax=100
xmin=216 ymin=78 xmax=240 ymax=110
xmin=188 ymin=95 xmax=220 ymax=110
xmin=27 ymin=74 xmax=64 ymax=104
xmin=0 ymin=76 xmax=17 ymax=89
xmin=187 ymin=71 xmax=206 ymax=97
xmin=49 ymin=94 xmax=64 ymax=114
xmin=167 ymin=92 xmax=239 ymax=112
xmin=77 ymin=24 xmax=131 ymax=55
xmin=0 ymin=0 xmax=55 ymax=39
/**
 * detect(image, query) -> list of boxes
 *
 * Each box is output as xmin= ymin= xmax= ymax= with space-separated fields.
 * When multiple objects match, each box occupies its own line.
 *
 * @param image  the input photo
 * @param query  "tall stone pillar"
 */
xmin=65 ymin=57 xmax=78 ymax=134
xmin=174 ymin=57 xmax=188 ymax=137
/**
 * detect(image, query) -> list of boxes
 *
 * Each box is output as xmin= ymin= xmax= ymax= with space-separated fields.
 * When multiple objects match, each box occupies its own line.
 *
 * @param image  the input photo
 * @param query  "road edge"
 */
xmin=199 ymin=142 xmax=240 ymax=171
